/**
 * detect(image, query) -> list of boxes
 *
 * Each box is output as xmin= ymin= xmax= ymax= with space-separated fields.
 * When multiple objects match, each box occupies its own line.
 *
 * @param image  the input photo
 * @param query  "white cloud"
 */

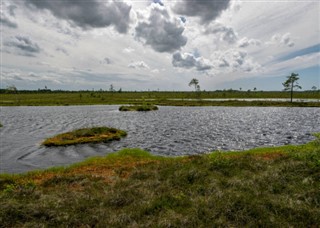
xmin=123 ymin=47 xmax=135 ymax=53
xmin=270 ymin=33 xmax=295 ymax=47
xmin=211 ymin=49 xmax=261 ymax=73
xmin=135 ymin=4 xmax=187 ymax=53
xmin=128 ymin=61 xmax=149 ymax=69
xmin=238 ymin=37 xmax=261 ymax=48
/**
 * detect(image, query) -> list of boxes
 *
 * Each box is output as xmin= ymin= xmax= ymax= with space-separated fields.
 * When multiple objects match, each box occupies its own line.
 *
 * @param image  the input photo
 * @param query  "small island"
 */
xmin=42 ymin=127 xmax=127 ymax=146
xmin=119 ymin=105 xmax=159 ymax=112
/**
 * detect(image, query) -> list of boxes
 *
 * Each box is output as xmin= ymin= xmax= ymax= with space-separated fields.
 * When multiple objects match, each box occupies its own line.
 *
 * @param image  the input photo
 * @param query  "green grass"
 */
xmin=1 ymin=135 xmax=319 ymax=227
xmin=0 ymin=91 xmax=319 ymax=107
xmin=119 ymin=105 xmax=159 ymax=111
xmin=42 ymin=127 xmax=127 ymax=146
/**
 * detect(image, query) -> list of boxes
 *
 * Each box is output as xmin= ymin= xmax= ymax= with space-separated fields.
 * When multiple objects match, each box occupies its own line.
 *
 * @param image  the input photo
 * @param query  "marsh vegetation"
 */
xmin=1 ymin=134 xmax=319 ymax=227
xmin=42 ymin=127 xmax=127 ymax=146
xmin=119 ymin=105 xmax=159 ymax=111
xmin=0 ymin=90 xmax=319 ymax=107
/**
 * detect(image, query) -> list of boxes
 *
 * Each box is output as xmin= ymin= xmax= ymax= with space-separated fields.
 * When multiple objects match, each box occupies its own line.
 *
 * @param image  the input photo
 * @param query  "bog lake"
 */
xmin=0 ymin=105 xmax=319 ymax=173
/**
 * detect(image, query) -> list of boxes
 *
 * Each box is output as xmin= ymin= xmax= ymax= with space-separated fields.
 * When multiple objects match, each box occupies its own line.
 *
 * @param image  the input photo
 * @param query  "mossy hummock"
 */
xmin=42 ymin=127 xmax=127 ymax=146
xmin=119 ymin=105 xmax=158 ymax=111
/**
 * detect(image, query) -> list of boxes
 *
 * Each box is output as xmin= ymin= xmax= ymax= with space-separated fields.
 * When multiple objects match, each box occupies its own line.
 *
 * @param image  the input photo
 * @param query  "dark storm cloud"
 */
xmin=4 ymin=35 xmax=40 ymax=56
xmin=24 ymin=0 xmax=132 ymax=33
xmin=135 ymin=6 xmax=187 ymax=53
xmin=172 ymin=52 xmax=212 ymax=71
xmin=173 ymin=0 xmax=231 ymax=24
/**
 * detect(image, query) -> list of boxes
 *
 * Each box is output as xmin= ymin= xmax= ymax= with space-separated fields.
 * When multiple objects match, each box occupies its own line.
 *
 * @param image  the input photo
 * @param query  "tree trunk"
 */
xmin=290 ymin=81 xmax=293 ymax=103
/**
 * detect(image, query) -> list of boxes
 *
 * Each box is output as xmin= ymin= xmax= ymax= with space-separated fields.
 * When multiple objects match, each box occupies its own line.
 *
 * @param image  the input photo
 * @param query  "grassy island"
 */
xmin=1 ymin=134 xmax=319 ymax=226
xmin=42 ymin=127 xmax=127 ymax=146
xmin=119 ymin=105 xmax=159 ymax=111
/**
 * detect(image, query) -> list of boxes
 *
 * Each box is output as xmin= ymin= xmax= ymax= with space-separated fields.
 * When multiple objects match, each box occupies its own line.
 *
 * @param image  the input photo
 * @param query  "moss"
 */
xmin=119 ymin=105 xmax=159 ymax=111
xmin=1 ymin=135 xmax=320 ymax=227
xmin=42 ymin=127 xmax=127 ymax=146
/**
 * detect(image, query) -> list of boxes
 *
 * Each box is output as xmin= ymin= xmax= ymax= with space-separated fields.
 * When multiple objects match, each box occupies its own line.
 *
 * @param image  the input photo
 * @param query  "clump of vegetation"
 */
xmin=42 ymin=127 xmax=127 ymax=146
xmin=0 ymin=123 xmax=2 ymax=127
xmin=119 ymin=105 xmax=158 ymax=111
xmin=1 ymin=134 xmax=320 ymax=227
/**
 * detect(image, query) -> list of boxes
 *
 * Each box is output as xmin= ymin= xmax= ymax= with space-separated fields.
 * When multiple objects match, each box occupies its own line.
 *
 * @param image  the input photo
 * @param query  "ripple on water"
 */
xmin=0 ymin=105 xmax=319 ymax=173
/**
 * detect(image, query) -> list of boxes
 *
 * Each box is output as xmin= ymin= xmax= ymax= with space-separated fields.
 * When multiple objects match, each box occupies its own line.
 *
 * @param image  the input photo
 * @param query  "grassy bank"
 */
xmin=42 ymin=127 xmax=127 ymax=146
xmin=1 ymin=135 xmax=319 ymax=227
xmin=1 ymin=91 xmax=319 ymax=107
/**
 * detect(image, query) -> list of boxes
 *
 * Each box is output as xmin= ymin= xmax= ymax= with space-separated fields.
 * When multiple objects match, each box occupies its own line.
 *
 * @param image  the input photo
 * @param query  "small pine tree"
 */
xmin=282 ymin=73 xmax=302 ymax=103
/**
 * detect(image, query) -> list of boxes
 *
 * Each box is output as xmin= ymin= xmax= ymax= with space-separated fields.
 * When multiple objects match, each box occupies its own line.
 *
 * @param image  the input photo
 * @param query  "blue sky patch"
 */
xmin=277 ymin=44 xmax=320 ymax=62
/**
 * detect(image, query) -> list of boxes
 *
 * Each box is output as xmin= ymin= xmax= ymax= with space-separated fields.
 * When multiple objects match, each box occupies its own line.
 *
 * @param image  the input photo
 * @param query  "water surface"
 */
xmin=0 ymin=105 xmax=319 ymax=173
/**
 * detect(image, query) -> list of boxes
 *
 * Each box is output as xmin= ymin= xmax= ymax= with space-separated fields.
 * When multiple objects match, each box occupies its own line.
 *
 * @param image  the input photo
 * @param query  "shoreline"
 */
xmin=1 ymin=91 xmax=319 ymax=107
xmin=1 ymin=100 xmax=319 ymax=107
xmin=1 ymin=133 xmax=319 ymax=175
xmin=1 ymin=135 xmax=319 ymax=226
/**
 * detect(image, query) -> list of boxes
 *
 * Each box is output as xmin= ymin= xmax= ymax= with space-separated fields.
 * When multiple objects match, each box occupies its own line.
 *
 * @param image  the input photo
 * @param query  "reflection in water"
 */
xmin=0 ymin=105 xmax=319 ymax=173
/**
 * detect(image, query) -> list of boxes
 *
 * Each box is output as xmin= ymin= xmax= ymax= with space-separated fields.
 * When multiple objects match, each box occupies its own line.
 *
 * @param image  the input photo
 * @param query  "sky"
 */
xmin=1 ymin=0 xmax=319 ymax=91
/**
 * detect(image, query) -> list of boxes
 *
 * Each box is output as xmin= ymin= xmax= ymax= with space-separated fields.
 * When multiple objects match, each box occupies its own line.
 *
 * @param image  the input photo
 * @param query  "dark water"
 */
xmin=0 ymin=105 xmax=319 ymax=173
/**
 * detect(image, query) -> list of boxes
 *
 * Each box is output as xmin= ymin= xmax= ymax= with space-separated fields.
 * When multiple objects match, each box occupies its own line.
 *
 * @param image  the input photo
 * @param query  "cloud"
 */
xmin=172 ymin=0 xmax=231 ymax=24
xmin=266 ymin=52 xmax=320 ymax=76
xmin=270 ymin=33 xmax=295 ymax=47
xmin=172 ymin=52 xmax=212 ymax=71
xmin=153 ymin=0 xmax=164 ymax=6
xmin=4 ymin=35 xmax=41 ymax=56
xmin=0 ymin=16 xmax=18 ymax=28
xmin=24 ymin=0 xmax=132 ymax=33
xmin=128 ymin=61 xmax=149 ymax=69
xmin=238 ymin=37 xmax=261 ymax=48
xmin=0 ymin=3 xmax=18 ymax=28
xmin=135 ymin=4 xmax=187 ymax=53
xmin=56 ymin=46 xmax=69 ymax=55
xmin=211 ymin=49 xmax=261 ymax=73
xmin=205 ymin=22 xmax=238 ymax=44
xmin=1 ymin=68 xmax=64 ymax=85
xmin=123 ymin=47 xmax=135 ymax=53
xmin=101 ymin=57 xmax=112 ymax=65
